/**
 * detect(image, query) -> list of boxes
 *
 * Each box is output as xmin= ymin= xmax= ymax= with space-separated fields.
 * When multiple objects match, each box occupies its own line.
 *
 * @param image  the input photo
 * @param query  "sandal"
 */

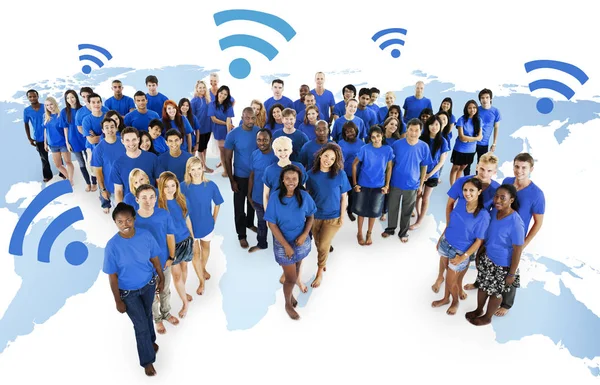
xmin=357 ymin=232 xmax=365 ymax=246
xmin=365 ymin=231 xmax=373 ymax=245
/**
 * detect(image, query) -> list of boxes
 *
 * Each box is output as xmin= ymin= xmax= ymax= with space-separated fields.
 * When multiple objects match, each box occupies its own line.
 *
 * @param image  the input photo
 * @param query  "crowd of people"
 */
xmin=22 ymin=72 xmax=545 ymax=376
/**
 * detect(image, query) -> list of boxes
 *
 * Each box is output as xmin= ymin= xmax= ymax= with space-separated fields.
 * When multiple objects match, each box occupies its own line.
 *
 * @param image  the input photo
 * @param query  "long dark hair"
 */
xmin=139 ymin=131 xmax=157 ymax=154
xmin=420 ymin=115 xmax=443 ymax=157
xmin=384 ymin=104 xmax=403 ymax=122
xmin=267 ymin=103 xmax=285 ymax=130
xmin=278 ymin=164 xmax=304 ymax=206
xmin=63 ymin=90 xmax=82 ymax=124
xmin=312 ymin=143 xmax=344 ymax=178
xmin=436 ymin=110 xmax=452 ymax=141
xmin=462 ymin=100 xmax=481 ymax=137
xmin=178 ymin=98 xmax=198 ymax=130
xmin=161 ymin=100 xmax=185 ymax=138
xmin=497 ymin=183 xmax=520 ymax=212
xmin=438 ymin=97 xmax=453 ymax=118
xmin=215 ymin=85 xmax=232 ymax=111
xmin=105 ymin=110 xmax=126 ymax=133
xmin=462 ymin=178 xmax=484 ymax=217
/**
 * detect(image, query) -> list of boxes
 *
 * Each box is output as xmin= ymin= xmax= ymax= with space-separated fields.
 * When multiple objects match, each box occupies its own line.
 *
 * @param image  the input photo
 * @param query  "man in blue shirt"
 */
xmin=224 ymin=107 xmax=260 ymax=248
xmin=311 ymin=72 xmax=336 ymax=124
xmin=293 ymin=84 xmax=310 ymax=114
xmin=104 ymin=79 xmax=135 ymax=116
xmin=145 ymin=75 xmax=169 ymax=116
xmin=356 ymin=88 xmax=378 ymax=129
xmin=157 ymin=129 xmax=193 ymax=182
xmin=332 ymin=84 xmax=356 ymax=121
xmin=124 ymin=92 xmax=161 ymax=132
xmin=264 ymin=79 xmax=294 ymax=114
xmin=402 ymin=81 xmax=433 ymax=123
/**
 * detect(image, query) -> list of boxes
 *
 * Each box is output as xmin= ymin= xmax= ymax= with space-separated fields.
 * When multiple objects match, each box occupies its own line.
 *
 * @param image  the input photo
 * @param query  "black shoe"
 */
xmin=247 ymin=225 xmax=258 ymax=233
xmin=329 ymin=245 xmax=334 ymax=253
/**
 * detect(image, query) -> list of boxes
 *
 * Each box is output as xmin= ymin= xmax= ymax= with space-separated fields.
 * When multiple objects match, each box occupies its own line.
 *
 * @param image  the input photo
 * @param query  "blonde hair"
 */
xmin=272 ymin=136 xmax=293 ymax=151
xmin=158 ymin=171 xmax=188 ymax=217
xmin=385 ymin=91 xmax=396 ymax=100
xmin=184 ymin=157 xmax=210 ymax=186
xmin=193 ymin=80 xmax=211 ymax=104
xmin=251 ymin=99 xmax=266 ymax=128
xmin=128 ymin=168 xmax=150 ymax=196
xmin=478 ymin=152 xmax=499 ymax=167
xmin=44 ymin=96 xmax=60 ymax=124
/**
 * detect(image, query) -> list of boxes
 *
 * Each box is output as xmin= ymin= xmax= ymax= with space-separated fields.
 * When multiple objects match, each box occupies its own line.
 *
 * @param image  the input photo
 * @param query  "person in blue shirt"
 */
xmin=161 ymin=100 xmax=194 ymax=153
xmin=449 ymin=100 xmax=483 ymax=185
xmin=379 ymin=117 xmax=404 ymax=222
xmin=251 ymin=99 xmax=267 ymax=129
xmin=264 ymin=103 xmax=285 ymax=133
xmin=191 ymin=80 xmax=214 ymax=173
xmin=105 ymin=110 xmax=127 ymax=137
xmin=411 ymin=116 xmax=450 ymax=230
xmin=311 ymin=72 xmax=336 ymax=124
xmin=104 ymin=80 xmax=135 ymax=116
xmin=124 ymin=91 xmax=161 ymax=132
xmin=419 ymin=108 xmax=434 ymax=126
xmin=352 ymin=125 xmax=394 ymax=246
xmin=297 ymin=105 xmax=320 ymax=140
xmin=103 ymin=202 xmax=165 ymax=377
xmin=181 ymin=157 xmax=224 ymax=295
xmin=43 ymin=96 xmax=74 ymax=185
xmin=208 ymin=85 xmax=235 ymax=177
xmin=156 ymin=129 xmax=193 ymax=182
xmin=383 ymin=119 xmax=432 ymax=243
xmin=24 ymin=89 xmax=56 ymax=182
xmin=295 ymin=93 xmax=324 ymax=129
xmin=331 ymin=99 xmax=366 ymax=141
xmin=145 ymin=75 xmax=169 ymax=116
xmin=264 ymin=79 xmax=294 ymax=114
xmin=61 ymin=90 xmax=92 ymax=191
xmin=299 ymin=120 xmax=331 ymax=169
xmin=179 ymin=98 xmax=200 ymax=154
xmin=248 ymin=129 xmax=278 ymax=253
xmin=367 ymin=87 xmax=381 ymax=116
xmin=466 ymin=184 xmax=525 ymax=326
xmin=432 ymin=178 xmax=490 ymax=316
xmin=307 ymin=143 xmax=350 ymax=288
xmin=82 ymin=93 xmax=106 ymax=151
xmin=293 ymin=84 xmax=310 ymax=115
xmin=134 ymin=184 xmax=178 ymax=335
xmin=332 ymin=84 xmax=356 ymax=121
xmin=123 ymin=168 xmax=154 ymax=210
xmin=139 ymin=131 xmax=157 ymax=155
xmin=148 ymin=119 xmax=169 ymax=154
xmin=356 ymin=88 xmax=378 ymax=129
xmin=272 ymin=108 xmax=309 ymax=163
xmin=496 ymin=152 xmax=545 ymax=316
xmin=402 ymin=81 xmax=433 ymax=123
xmin=264 ymin=164 xmax=316 ymax=320
xmin=378 ymin=91 xmax=396 ymax=124
xmin=338 ymin=121 xmax=364 ymax=222
xmin=157 ymin=171 xmax=197 ymax=319
xmin=438 ymin=97 xmax=456 ymax=131
xmin=464 ymin=88 xmax=502 ymax=175
xmin=224 ymin=107 xmax=260 ymax=249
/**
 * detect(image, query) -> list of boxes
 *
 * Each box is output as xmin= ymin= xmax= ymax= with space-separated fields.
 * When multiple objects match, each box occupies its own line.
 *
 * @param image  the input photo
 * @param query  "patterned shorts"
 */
xmin=273 ymin=234 xmax=312 ymax=266
xmin=475 ymin=253 xmax=520 ymax=298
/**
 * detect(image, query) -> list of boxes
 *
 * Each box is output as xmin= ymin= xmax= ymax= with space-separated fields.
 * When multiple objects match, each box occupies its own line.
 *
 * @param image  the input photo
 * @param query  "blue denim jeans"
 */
xmin=119 ymin=277 xmax=157 ymax=367
xmin=99 ymin=191 xmax=111 ymax=209
xmin=253 ymin=203 xmax=268 ymax=249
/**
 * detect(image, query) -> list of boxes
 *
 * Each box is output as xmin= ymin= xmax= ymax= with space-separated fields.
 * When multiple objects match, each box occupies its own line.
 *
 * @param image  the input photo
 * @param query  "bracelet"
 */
xmin=507 ymin=273 xmax=515 ymax=277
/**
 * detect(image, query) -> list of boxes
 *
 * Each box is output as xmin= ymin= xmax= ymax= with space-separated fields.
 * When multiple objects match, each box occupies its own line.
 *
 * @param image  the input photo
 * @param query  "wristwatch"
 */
xmin=100 ymin=187 xmax=106 ymax=192
xmin=168 ymin=256 xmax=175 ymax=261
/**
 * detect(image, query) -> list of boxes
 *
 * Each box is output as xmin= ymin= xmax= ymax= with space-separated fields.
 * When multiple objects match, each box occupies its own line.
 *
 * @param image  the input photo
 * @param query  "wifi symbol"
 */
xmin=78 ymin=44 xmax=113 ymax=75
xmin=8 ymin=181 xmax=89 ymax=266
xmin=213 ymin=9 xmax=296 ymax=79
xmin=372 ymin=28 xmax=408 ymax=58
xmin=524 ymin=60 xmax=589 ymax=114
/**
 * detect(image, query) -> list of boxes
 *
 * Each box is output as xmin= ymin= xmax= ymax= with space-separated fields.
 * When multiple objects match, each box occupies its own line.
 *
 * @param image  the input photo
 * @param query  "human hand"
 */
xmin=116 ymin=300 xmax=126 ymax=314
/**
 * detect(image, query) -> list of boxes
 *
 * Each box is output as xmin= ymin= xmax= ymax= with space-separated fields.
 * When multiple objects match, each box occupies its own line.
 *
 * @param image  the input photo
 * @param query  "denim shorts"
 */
xmin=437 ymin=235 xmax=470 ymax=272
xmin=49 ymin=145 xmax=68 ymax=153
xmin=173 ymin=236 xmax=194 ymax=265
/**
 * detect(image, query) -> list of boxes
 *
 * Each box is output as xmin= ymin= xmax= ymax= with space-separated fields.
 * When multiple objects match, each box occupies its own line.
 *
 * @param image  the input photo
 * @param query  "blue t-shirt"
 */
xmin=295 ymin=109 xmax=324 ymax=129
xmin=332 ymin=100 xmax=347 ymax=118
xmin=264 ymin=96 xmax=294 ymax=115
xmin=485 ymin=210 xmax=525 ymax=267
xmin=356 ymin=144 xmax=394 ymax=188
xmin=76 ymin=106 xmax=109 ymax=129
xmin=310 ymin=89 xmax=335 ymax=122
xmin=378 ymin=106 xmax=389 ymax=124
xmin=502 ymin=177 xmax=545 ymax=231
xmin=105 ymin=95 xmax=135 ymax=117
xmin=207 ymin=101 xmax=235 ymax=139
xmin=297 ymin=122 xmax=317 ymax=141
xmin=181 ymin=181 xmax=224 ymax=239
xmin=263 ymin=161 xmax=308 ymax=191
xmin=306 ymin=170 xmax=351 ymax=219
xmin=82 ymin=113 xmax=106 ymax=147
xmin=447 ymin=176 xmax=500 ymax=211
xmin=477 ymin=106 xmax=501 ymax=146
xmin=265 ymin=121 xmax=284 ymax=132
xmin=445 ymin=199 xmax=491 ymax=253
xmin=402 ymin=96 xmax=432 ymax=122
xmin=135 ymin=208 xmax=175 ymax=268
xmin=272 ymin=129 xmax=309 ymax=163
xmin=23 ymin=105 xmax=45 ymax=142
xmin=454 ymin=116 xmax=482 ymax=154
xmin=166 ymin=117 xmax=194 ymax=151
xmin=426 ymin=137 xmax=450 ymax=179
xmin=224 ymin=125 xmax=260 ymax=177
xmin=299 ymin=139 xmax=330 ymax=169
xmin=91 ymin=139 xmax=126 ymax=194
xmin=367 ymin=104 xmax=380 ymax=116
xmin=355 ymin=107 xmax=377 ymax=130
xmin=146 ymin=92 xmax=168 ymax=116
xmin=102 ymin=228 xmax=161 ymax=290
xmin=384 ymin=137 xmax=398 ymax=147
xmin=43 ymin=114 xmax=66 ymax=147
xmin=124 ymin=109 xmax=161 ymax=132
xmin=157 ymin=151 xmax=193 ymax=182
xmin=153 ymin=136 xmax=169 ymax=154
xmin=191 ymin=96 xmax=212 ymax=134
xmin=331 ymin=116 xmax=366 ymax=141
xmin=112 ymin=151 xmax=159 ymax=195
xmin=60 ymin=107 xmax=86 ymax=152
xmin=390 ymin=139 xmax=432 ymax=190
xmin=250 ymin=149 xmax=278 ymax=204
xmin=293 ymin=99 xmax=305 ymax=115
xmin=264 ymin=190 xmax=317 ymax=243
xmin=165 ymin=198 xmax=191 ymax=243
xmin=338 ymin=139 xmax=365 ymax=178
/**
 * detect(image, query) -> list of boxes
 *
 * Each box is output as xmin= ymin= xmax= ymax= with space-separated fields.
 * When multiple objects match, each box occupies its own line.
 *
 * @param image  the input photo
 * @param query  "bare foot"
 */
xmin=279 ymin=273 xmax=285 ymax=284
xmin=432 ymin=298 xmax=450 ymax=308
xmin=291 ymin=295 xmax=298 ymax=308
xmin=196 ymin=280 xmax=205 ymax=295
xmin=216 ymin=162 xmax=222 ymax=168
xmin=494 ymin=307 xmax=509 ymax=317
xmin=465 ymin=309 xmax=484 ymax=320
xmin=447 ymin=302 xmax=459 ymax=315
xmin=91 ymin=184 xmax=98 ymax=192
xmin=400 ymin=237 xmax=409 ymax=243
xmin=357 ymin=232 xmax=365 ymax=246
xmin=186 ymin=293 xmax=193 ymax=302
xmin=409 ymin=222 xmax=421 ymax=230
xmin=153 ymin=343 xmax=159 ymax=353
xmin=285 ymin=304 xmax=300 ymax=320
xmin=381 ymin=232 xmax=391 ymax=238
xmin=85 ymin=184 xmax=91 ymax=192
xmin=204 ymin=166 xmax=214 ymax=173
xmin=144 ymin=364 xmax=157 ymax=376
xmin=296 ymin=280 xmax=308 ymax=293
xmin=311 ymin=270 xmax=324 ymax=288
xmin=179 ymin=304 xmax=188 ymax=319
xmin=156 ymin=321 xmax=166 ymax=335
xmin=464 ymin=283 xmax=477 ymax=291
xmin=165 ymin=315 xmax=179 ymax=326
xmin=459 ymin=290 xmax=468 ymax=300
xmin=221 ymin=172 xmax=228 ymax=178
xmin=204 ymin=270 xmax=211 ymax=280
xmin=365 ymin=231 xmax=373 ymax=246
xmin=248 ymin=245 xmax=264 ymax=253
xmin=103 ymin=207 xmax=110 ymax=214
xmin=431 ymin=277 xmax=444 ymax=293
xmin=380 ymin=214 xmax=386 ymax=221
xmin=468 ymin=316 xmax=492 ymax=326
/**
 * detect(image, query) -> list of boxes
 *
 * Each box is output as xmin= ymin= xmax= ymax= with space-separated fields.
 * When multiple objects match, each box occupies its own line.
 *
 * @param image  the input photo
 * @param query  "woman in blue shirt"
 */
xmin=449 ymin=100 xmax=483 ymax=185
xmin=161 ymin=100 xmax=193 ymax=153
xmin=466 ymin=184 xmax=525 ymax=326
xmin=158 ymin=171 xmax=197 ymax=319
xmin=61 ymin=90 xmax=93 ymax=191
xmin=179 ymin=98 xmax=200 ymax=154
xmin=297 ymin=105 xmax=320 ymax=140
xmin=103 ymin=202 xmax=165 ymax=376
xmin=432 ymin=178 xmax=490 ymax=315
xmin=139 ymin=131 xmax=158 ymax=155
xmin=306 ymin=143 xmax=351 ymax=288
xmin=265 ymin=103 xmax=285 ymax=132
xmin=438 ymin=97 xmax=456 ymax=127
xmin=208 ymin=85 xmax=234 ymax=177
xmin=191 ymin=80 xmax=214 ymax=173
xmin=43 ymin=96 xmax=74 ymax=185
xmin=338 ymin=121 xmax=364 ymax=222
xmin=181 ymin=157 xmax=224 ymax=295
xmin=352 ymin=125 xmax=394 ymax=246
xmin=105 ymin=110 xmax=126 ymax=136
xmin=264 ymin=164 xmax=316 ymax=320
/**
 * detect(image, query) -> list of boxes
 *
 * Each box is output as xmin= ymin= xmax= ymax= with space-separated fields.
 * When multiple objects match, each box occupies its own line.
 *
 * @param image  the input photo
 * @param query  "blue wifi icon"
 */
xmin=524 ymin=60 xmax=589 ymax=114
xmin=213 ymin=9 xmax=296 ymax=79
xmin=372 ymin=28 xmax=408 ymax=58
xmin=8 ymin=180 xmax=89 ymax=266
xmin=78 ymin=44 xmax=113 ymax=75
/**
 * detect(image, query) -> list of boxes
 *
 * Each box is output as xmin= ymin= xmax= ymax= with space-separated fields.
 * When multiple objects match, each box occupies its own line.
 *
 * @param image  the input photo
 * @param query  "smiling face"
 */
xmin=272 ymin=107 xmax=282 ymax=122
xmin=406 ymin=123 xmax=421 ymax=141
xmin=45 ymin=100 xmax=57 ymax=114
xmin=388 ymin=108 xmax=399 ymax=120
xmin=140 ymin=135 xmax=152 ymax=151
xmin=371 ymin=132 xmax=383 ymax=147
xmin=467 ymin=102 xmax=478 ymax=117
xmin=167 ymin=134 xmax=182 ymax=152
xmin=344 ymin=125 xmax=357 ymax=142
xmin=274 ymin=143 xmax=291 ymax=161
xmin=385 ymin=119 xmax=398 ymax=135
xmin=462 ymin=181 xmax=482 ymax=203
xmin=196 ymin=82 xmax=207 ymax=96
xmin=476 ymin=161 xmax=497 ymax=183
xmin=89 ymin=97 xmax=102 ymax=112
xmin=149 ymin=125 xmax=161 ymax=139
xmin=102 ymin=120 xmax=117 ymax=138
xmin=163 ymin=179 xmax=177 ymax=200
xmin=217 ymin=89 xmax=228 ymax=103
xmin=283 ymin=170 xmax=299 ymax=194
xmin=306 ymin=108 xmax=318 ymax=124
xmin=315 ymin=72 xmax=325 ymax=87
xmin=494 ymin=188 xmax=514 ymax=212
xmin=315 ymin=122 xmax=329 ymax=141
xmin=513 ymin=160 xmax=532 ymax=181
xmin=385 ymin=93 xmax=395 ymax=107
xmin=428 ymin=119 xmax=441 ymax=136
xmin=282 ymin=114 xmax=295 ymax=129
xmin=304 ymin=94 xmax=316 ymax=107
xmin=189 ymin=163 xmax=204 ymax=182
xmin=133 ymin=173 xmax=150 ymax=191
xmin=319 ymin=149 xmax=336 ymax=170
xmin=252 ymin=102 xmax=262 ymax=116
xmin=180 ymin=101 xmax=190 ymax=115
xmin=346 ymin=100 xmax=358 ymax=115
xmin=480 ymin=94 xmax=491 ymax=109
xmin=27 ymin=91 xmax=39 ymax=105
xmin=441 ymin=101 xmax=451 ymax=112
xmin=110 ymin=114 xmax=121 ymax=128
xmin=256 ymin=131 xmax=271 ymax=152
xmin=343 ymin=87 xmax=354 ymax=101
xmin=66 ymin=92 xmax=77 ymax=108
xmin=166 ymin=105 xmax=177 ymax=119
xmin=114 ymin=211 xmax=135 ymax=236
xmin=122 ymin=132 xmax=140 ymax=152
xmin=438 ymin=114 xmax=448 ymax=129
xmin=299 ymin=85 xmax=310 ymax=99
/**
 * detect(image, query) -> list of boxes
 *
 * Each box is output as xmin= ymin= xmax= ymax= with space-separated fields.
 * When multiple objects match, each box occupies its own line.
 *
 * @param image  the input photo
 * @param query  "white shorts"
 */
xmin=195 ymin=230 xmax=214 ymax=242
